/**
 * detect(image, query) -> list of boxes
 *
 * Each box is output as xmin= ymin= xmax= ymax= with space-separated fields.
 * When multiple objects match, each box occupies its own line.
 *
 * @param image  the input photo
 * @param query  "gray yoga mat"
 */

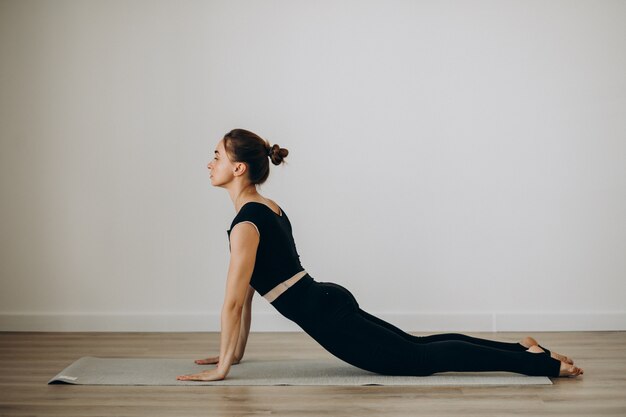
xmin=48 ymin=357 xmax=552 ymax=386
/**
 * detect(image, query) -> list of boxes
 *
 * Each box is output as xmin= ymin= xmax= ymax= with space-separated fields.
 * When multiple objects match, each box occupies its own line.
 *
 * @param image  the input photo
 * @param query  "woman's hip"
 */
xmin=271 ymin=277 xmax=360 ymax=326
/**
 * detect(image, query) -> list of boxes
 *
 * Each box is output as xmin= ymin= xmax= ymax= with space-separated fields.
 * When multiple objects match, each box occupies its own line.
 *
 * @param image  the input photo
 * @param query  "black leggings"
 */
xmin=270 ymin=274 xmax=561 ymax=377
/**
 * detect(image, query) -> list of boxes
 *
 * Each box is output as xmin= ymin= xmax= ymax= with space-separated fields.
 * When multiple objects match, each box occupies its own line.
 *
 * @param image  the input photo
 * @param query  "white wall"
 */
xmin=1 ymin=0 xmax=624 ymax=332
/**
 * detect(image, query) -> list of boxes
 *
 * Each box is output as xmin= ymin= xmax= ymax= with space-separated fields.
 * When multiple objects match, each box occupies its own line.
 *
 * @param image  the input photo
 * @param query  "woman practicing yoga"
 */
xmin=177 ymin=128 xmax=584 ymax=381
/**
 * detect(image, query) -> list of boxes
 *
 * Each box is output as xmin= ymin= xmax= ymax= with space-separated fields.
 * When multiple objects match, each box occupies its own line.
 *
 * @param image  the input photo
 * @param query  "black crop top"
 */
xmin=227 ymin=202 xmax=305 ymax=296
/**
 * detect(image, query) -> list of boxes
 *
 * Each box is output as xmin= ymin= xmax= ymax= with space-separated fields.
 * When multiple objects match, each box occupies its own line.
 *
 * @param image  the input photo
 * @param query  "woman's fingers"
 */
xmin=195 ymin=357 xmax=219 ymax=365
xmin=177 ymin=372 xmax=206 ymax=381
xmin=177 ymin=369 xmax=226 ymax=381
xmin=194 ymin=357 xmax=240 ymax=365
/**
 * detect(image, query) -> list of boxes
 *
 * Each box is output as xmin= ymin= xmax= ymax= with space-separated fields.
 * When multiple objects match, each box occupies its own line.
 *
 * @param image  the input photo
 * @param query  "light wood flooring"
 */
xmin=0 ymin=331 xmax=624 ymax=416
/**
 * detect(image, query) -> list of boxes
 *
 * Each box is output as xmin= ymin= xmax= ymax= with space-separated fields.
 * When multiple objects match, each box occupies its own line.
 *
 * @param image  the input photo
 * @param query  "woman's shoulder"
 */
xmin=265 ymin=198 xmax=282 ymax=215
xmin=232 ymin=203 xmax=259 ymax=221
xmin=240 ymin=198 xmax=281 ymax=215
xmin=230 ymin=200 xmax=270 ymax=223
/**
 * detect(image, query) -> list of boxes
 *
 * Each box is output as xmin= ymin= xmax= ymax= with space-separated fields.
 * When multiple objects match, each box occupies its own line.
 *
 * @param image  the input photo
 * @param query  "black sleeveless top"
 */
xmin=227 ymin=202 xmax=305 ymax=296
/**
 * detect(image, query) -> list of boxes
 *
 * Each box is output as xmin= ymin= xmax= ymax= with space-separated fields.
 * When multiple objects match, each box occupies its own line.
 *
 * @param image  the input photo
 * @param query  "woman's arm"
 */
xmin=215 ymin=223 xmax=259 ymax=378
xmin=177 ymin=222 xmax=259 ymax=382
xmin=234 ymin=285 xmax=254 ymax=362
xmin=194 ymin=285 xmax=253 ymax=366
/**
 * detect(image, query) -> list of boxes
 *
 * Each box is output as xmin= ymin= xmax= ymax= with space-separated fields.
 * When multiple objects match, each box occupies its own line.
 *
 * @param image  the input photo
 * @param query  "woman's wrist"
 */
xmin=216 ymin=363 xmax=230 ymax=378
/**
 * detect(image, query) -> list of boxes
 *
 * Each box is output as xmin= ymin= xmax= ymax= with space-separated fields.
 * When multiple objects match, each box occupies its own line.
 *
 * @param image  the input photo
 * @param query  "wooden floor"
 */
xmin=0 ymin=331 xmax=624 ymax=416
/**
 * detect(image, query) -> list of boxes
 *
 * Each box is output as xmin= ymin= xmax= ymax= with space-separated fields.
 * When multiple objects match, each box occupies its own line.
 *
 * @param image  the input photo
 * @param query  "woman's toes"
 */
xmin=559 ymin=362 xmax=584 ymax=377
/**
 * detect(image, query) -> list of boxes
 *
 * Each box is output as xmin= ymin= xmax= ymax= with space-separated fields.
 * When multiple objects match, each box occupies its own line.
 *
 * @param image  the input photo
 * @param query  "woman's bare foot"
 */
xmin=526 ymin=345 xmax=584 ymax=377
xmin=559 ymin=362 xmax=584 ymax=377
xmin=519 ymin=336 xmax=574 ymax=364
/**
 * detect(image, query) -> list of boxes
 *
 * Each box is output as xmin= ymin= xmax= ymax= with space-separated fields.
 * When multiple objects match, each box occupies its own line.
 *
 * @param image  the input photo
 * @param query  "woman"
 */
xmin=177 ymin=129 xmax=584 ymax=381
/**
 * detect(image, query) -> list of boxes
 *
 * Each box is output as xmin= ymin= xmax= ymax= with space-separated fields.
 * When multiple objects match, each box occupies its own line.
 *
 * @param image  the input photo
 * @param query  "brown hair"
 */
xmin=222 ymin=129 xmax=289 ymax=185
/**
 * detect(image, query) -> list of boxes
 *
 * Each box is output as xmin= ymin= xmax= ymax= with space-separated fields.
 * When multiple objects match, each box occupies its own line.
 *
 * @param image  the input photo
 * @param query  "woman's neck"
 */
xmin=231 ymin=184 xmax=262 ymax=212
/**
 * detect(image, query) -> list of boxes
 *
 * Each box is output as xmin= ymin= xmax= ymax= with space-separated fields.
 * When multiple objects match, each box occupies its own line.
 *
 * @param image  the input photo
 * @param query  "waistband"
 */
xmin=263 ymin=270 xmax=309 ymax=303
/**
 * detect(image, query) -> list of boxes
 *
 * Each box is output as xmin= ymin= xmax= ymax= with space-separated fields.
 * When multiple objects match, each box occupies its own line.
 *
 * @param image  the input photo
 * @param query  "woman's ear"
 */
xmin=233 ymin=162 xmax=247 ymax=177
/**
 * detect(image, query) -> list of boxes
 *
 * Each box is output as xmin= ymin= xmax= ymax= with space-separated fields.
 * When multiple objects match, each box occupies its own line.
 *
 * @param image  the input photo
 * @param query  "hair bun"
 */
xmin=268 ymin=144 xmax=289 ymax=165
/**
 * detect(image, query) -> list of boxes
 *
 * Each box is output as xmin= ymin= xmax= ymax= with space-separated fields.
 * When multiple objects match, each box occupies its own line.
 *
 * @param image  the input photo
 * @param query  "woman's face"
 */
xmin=207 ymin=139 xmax=233 ymax=187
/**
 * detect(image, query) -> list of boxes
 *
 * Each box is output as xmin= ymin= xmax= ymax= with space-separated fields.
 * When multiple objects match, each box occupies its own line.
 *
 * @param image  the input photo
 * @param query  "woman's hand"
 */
xmin=195 ymin=355 xmax=240 ymax=365
xmin=176 ymin=367 xmax=226 ymax=382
